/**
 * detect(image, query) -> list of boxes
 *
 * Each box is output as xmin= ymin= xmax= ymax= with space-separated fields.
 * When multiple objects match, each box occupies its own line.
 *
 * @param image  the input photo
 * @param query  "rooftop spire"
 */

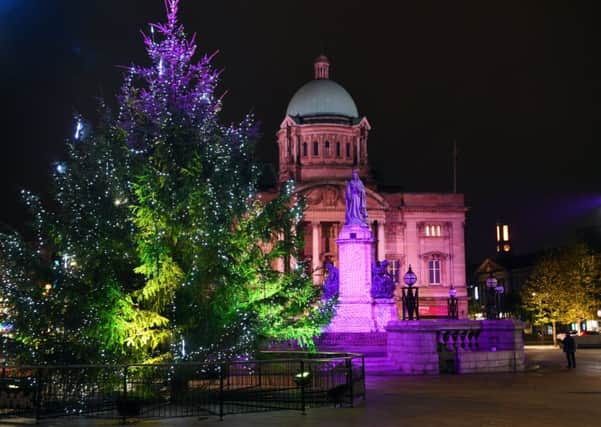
xmin=314 ymin=54 xmax=330 ymax=79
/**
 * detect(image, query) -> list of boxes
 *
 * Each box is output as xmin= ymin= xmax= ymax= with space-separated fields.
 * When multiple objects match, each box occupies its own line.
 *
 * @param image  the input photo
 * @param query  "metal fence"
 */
xmin=0 ymin=351 xmax=365 ymax=421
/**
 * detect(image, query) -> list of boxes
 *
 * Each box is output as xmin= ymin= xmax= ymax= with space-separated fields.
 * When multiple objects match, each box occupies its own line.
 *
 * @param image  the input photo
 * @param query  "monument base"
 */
xmin=326 ymin=300 xmax=375 ymax=333
xmin=325 ymin=298 xmax=397 ymax=333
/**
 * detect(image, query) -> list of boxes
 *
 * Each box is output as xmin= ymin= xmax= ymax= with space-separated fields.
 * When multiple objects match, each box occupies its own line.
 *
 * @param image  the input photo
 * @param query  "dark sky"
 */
xmin=0 ymin=0 xmax=597 ymax=265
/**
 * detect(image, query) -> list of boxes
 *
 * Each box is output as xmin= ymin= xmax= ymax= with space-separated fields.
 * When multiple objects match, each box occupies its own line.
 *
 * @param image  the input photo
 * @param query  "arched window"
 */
xmin=336 ymin=142 xmax=341 ymax=157
xmin=313 ymin=141 xmax=319 ymax=156
xmin=346 ymin=142 xmax=351 ymax=158
xmin=303 ymin=142 xmax=308 ymax=157
xmin=325 ymin=140 xmax=330 ymax=156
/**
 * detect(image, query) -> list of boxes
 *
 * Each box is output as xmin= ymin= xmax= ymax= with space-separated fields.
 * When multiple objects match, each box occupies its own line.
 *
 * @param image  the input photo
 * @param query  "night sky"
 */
xmin=0 ymin=0 xmax=597 ymax=265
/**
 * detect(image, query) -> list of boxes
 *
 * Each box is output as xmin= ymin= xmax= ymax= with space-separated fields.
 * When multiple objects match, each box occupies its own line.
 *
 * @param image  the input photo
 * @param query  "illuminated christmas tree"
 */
xmin=0 ymin=0 xmax=333 ymax=364
xmin=0 ymin=115 xmax=141 ymax=364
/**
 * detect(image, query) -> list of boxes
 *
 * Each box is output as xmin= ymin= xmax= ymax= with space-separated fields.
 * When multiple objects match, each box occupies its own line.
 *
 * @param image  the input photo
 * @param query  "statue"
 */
xmin=371 ymin=260 xmax=395 ymax=299
xmin=323 ymin=261 xmax=339 ymax=300
xmin=345 ymin=170 xmax=368 ymax=227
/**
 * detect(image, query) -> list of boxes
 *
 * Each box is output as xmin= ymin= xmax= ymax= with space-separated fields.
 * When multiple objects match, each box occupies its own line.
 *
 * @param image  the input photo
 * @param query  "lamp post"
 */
xmin=401 ymin=265 xmax=419 ymax=320
xmin=485 ymin=273 xmax=505 ymax=319
xmin=448 ymin=285 xmax=458 ymax=319
xmin=495 ymin=280 xmax=505 ymax=318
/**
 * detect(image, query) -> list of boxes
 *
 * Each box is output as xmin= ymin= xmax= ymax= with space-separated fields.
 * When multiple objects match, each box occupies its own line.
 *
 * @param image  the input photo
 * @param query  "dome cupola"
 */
xmin=277 ymin=56 xmax=371 ymax=184
xmin=286 ymin=55 xmax=359 ymax=121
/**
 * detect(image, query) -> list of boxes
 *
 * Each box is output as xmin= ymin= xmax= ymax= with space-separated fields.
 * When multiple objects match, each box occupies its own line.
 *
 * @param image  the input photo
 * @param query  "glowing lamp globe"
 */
xmin=486 ymin=275 xmax=498 ymax=289
xmin=449 ymin=285 xmax=457 ymax=298
xmin=403 ymin=265 xmax=417 ymax=287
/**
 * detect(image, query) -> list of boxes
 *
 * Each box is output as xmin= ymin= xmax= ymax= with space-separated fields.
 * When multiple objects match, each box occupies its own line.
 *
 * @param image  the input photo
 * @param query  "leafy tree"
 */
xmin=522 ymin=243 xmax=600 ymax=346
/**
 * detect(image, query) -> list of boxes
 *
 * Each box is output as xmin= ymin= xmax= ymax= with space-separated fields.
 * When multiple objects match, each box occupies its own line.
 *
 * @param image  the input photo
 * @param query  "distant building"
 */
xmin=269 ymin=56 xmax=468 ymax=317
xmin=471 ymin=253 xmax=537 ymax=318
xmin=495 ymin=222 xmax=512 ymax=255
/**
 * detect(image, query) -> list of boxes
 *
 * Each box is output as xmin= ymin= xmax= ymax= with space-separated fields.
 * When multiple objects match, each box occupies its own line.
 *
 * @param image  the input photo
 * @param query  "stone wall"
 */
xmin=457 ymin=349 xmax=525 ymax=374
xmin=386 ymin=319 xmax=525 ymax=375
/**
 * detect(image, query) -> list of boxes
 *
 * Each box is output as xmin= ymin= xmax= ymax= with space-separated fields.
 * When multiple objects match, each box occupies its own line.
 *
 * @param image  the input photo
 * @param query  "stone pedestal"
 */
xmin=326 ymin=224 xmax=374 ymax=333
xmin=371 ymin=298 xmax=397 ymax=332
xmin=385 ymin=320 xmax=441 ymax=374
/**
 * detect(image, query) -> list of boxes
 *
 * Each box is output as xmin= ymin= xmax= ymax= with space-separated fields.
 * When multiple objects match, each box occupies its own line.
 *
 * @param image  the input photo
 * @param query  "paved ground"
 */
xmin=2 ymin=347 xmax=600 ymax=427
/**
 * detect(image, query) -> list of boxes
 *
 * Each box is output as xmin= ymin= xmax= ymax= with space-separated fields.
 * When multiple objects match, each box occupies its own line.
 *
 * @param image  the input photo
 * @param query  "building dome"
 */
xmin=286 ymin=79 xmax=359 ymax=118
xmin=285 ymin=55 xmax=359 ymax=119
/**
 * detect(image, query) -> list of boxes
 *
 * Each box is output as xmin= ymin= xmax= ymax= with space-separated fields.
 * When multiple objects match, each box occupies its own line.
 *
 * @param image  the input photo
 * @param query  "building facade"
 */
xmin=274 ymin=56 xmax=468 ymax=317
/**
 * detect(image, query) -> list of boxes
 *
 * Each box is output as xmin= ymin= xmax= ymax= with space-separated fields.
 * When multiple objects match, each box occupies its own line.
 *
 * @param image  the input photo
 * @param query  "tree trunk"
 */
xmin=552 ymin=320 xmax=557 ymax=347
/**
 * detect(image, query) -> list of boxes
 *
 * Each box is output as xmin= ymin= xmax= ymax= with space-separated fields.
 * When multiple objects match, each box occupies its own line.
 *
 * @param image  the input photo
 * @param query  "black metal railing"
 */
xmin=0 ymin=351 xmax=365 ymax=422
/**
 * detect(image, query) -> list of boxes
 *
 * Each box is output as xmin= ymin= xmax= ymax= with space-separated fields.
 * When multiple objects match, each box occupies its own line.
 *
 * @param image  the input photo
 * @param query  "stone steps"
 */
xmin=362 ymin=356 xmax=399 ymax=375
xmin=318 ymin=345 xmax=386 ymax=358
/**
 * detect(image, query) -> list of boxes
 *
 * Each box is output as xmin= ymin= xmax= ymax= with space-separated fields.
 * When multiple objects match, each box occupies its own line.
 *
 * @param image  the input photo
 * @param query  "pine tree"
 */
xmin=0 ymin=115 xmax=143 ymax=364
xmin=0 ymin=0 xmax=333 ymax=364
xmin=116 ymin=0 xmax=333 ymax=361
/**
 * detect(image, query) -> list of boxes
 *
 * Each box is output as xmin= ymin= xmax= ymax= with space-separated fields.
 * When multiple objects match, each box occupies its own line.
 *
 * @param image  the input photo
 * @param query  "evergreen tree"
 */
xmin=0 ymin=0 xmax=333 ymax=364
xmin=0 ymin=116 xmax=143 ymax=364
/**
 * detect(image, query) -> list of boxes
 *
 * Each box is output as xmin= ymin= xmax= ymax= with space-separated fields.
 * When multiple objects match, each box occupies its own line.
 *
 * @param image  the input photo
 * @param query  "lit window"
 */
xmin=428 ymin=259 xmax=441 ymax=284
xmin=313 ymin=141 xmax=319 ymax=156
xmin=496 ymin=225 xmax=501 ymax=242
xmin=474 ymin=286 xmax=479 ymax=300
xmin=502 ymin=225 xmax=509 ymax=242
xmin=425 ymin=224 xmax=441 ymax=237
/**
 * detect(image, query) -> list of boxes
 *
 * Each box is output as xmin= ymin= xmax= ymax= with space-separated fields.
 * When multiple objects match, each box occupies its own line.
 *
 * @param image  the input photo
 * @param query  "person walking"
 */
xmin=563 ymin=332 xmax=577 ymax=368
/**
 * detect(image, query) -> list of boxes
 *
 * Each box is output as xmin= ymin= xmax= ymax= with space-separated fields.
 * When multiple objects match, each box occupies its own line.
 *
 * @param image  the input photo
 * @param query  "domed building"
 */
xmin=275 ymin=56 xmax=467 ymax=318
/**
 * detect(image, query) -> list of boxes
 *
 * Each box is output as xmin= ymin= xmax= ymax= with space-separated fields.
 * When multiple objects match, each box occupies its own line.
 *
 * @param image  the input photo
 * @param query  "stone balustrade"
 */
xmin=386 ymin=319 xmax=525 ymax=375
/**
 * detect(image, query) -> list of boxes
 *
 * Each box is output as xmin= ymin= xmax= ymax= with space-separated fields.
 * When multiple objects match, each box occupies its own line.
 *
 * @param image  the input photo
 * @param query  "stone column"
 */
xmin=377 ymin=221 xmax=386 ymax=262
xmin=312 ymin=222 xmax=321 ymax=284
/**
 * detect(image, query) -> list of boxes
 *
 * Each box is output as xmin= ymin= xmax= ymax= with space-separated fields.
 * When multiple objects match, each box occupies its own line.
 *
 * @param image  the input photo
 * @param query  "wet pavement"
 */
xmin=3 ymin=347 xmax=600 ymax=427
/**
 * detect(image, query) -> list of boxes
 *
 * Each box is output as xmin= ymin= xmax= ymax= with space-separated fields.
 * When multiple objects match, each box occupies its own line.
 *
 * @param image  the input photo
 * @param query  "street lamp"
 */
xmin=448 ymin=285 xmax=458 ymax=319
xmin=401 ymin=265 xmax=419 ymax=320
xmin=495 ymin=281 xmax=505 ymax=318
xmin=485 ymin=273 xmax=498 ymax=320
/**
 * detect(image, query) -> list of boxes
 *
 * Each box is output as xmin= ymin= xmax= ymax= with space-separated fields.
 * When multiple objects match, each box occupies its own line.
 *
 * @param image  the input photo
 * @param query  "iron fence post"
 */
xmin=361 ymin=355 xmax=366 ymax=400
xmin=300 ymin=360 xmax=306 ymax=414
xmin=257 ymin=361 xmax=262 ymax=388
xmin=219 ymin=363 xmax=225 ymax=420
xmin=121 ymin=365 xmax=128 ymax=424
xmin=346 ymin=357 xmax=354 ymax=407
xmin=34 ymin=367 xmax=42 ymax=423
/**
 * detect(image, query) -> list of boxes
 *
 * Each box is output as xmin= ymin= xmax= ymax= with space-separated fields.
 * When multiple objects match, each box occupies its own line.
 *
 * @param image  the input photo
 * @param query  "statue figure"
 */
xmin=345 ymin=170 xmax=368 ymax=227
xmin=371 ymin=260 xmax=395 ymax=299
xmin=323 ymin=261 xmax=339 ymax=300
